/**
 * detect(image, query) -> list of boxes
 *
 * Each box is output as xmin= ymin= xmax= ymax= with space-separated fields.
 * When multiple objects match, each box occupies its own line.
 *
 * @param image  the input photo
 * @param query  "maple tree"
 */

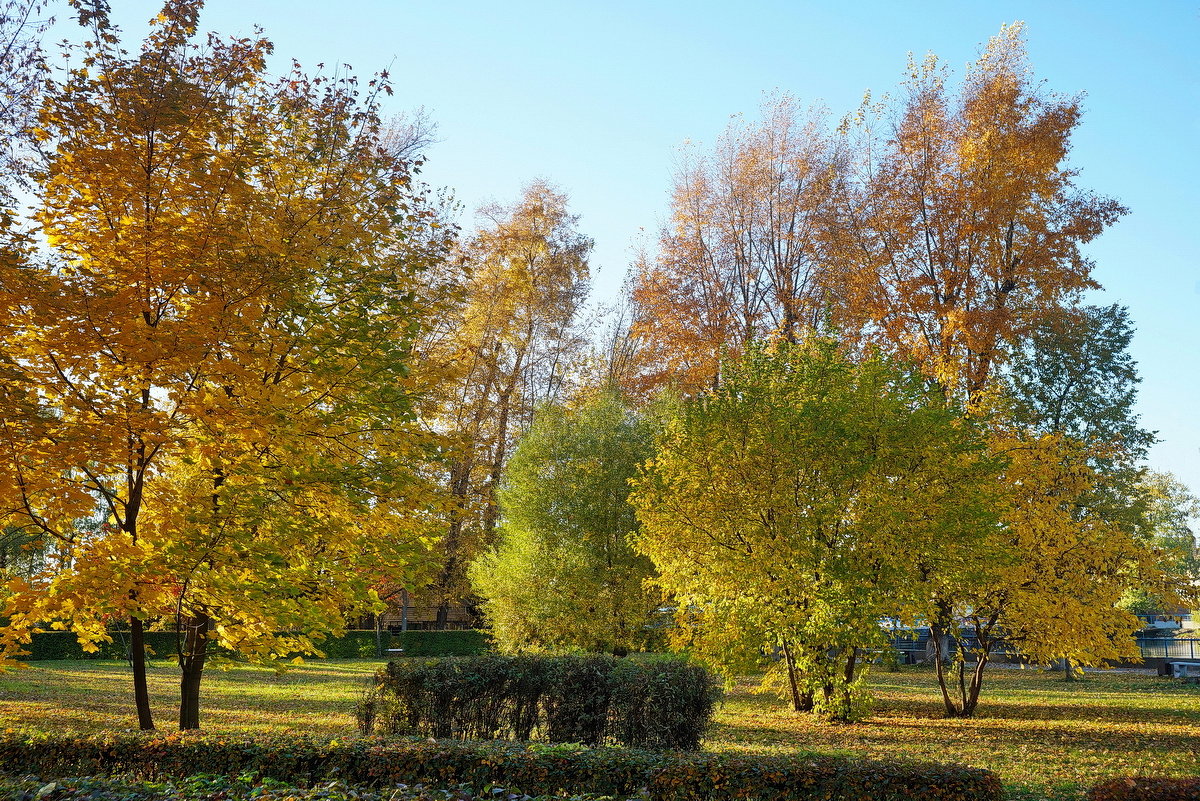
xmin=470 ymin=390 xmax=658 ymax=655
xmin=630 ymin=340 xmax=998 ymax=721
xmin=0 ymin=0 xmax=451 ymax=730
xmin=424 ymin=181 xmax=592 ymax=626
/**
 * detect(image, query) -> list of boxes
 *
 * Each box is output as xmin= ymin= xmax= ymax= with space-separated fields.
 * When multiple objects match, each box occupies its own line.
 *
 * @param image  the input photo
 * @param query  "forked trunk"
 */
xmin=932 ymin=617 xmax=993 ymax=718
xmin=961 ymin=652 xmax=989 ymax=716
xmin=930 ymin=621 xmax=959 ymax=717
xmin=781 ymin=640 xmax=812 ymax=712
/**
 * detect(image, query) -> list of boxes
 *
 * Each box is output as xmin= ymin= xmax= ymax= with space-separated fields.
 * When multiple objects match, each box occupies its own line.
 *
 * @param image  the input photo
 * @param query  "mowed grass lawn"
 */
xmin=1 ymin=659 xmax=1197 ymax=800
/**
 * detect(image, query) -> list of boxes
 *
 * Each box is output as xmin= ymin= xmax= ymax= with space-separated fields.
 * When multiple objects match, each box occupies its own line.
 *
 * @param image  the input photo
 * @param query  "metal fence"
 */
xmin=1136 ymin=638 xmax=1199 ymax=660
xmin=887 ymin=633 xmax=1200 ymax=663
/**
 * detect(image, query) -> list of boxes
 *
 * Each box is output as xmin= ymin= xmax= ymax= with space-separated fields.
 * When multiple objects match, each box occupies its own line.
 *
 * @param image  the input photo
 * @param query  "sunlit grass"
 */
xmin=708 ymin=666 xmax=1200 ymax=801
xmin=1 ymin=660 xmax=1197 ymax=800
xmin=0 ymin=659 xmax=379 ymax=735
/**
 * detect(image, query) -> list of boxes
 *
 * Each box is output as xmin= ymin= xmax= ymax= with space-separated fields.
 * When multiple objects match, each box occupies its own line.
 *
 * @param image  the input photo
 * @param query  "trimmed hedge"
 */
xmin=1089 ymin=778 xmax=1200 ymax=801
xmin=18 ymin=629 xmax=490 ymax=661
xmin=19 ymin=629 xmax=388 ymax=662
xmin=391 ymin=630 xmax=491 ymax=657
xmin=0 ymin=731 xmax=1004 ymax=801
xmin=0 ymin=774 xmax=614 ymax=800
xmin=357 ymin=654 xmax=720 ymax=750
xmin=22 ymin=631 xmax=180 ymax=661
xmin=316 ymin=630 xmax=386 ymax=659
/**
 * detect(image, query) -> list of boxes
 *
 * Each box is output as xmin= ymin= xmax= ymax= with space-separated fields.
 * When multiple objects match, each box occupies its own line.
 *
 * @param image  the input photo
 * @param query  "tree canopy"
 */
xmin=471 ymin=390 xmax=658 ymax=656
xmin=630 ymin=340 xmax=1000 ymax=720
xmin=0 ymin=0 xmax=452 ymax=729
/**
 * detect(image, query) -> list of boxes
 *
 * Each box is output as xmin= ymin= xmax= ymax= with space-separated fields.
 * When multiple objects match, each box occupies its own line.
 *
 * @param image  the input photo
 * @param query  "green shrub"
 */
xmin=356 ymin=654 xmax=721 ymax=750
xmin=0 ymin=731 xmax=1003 ymax=801
xmin=316 ymin=630 xmax=385 ymax=659
xmin=0 ymin=773 xmax=617 ymax=800
xmin=19 ymin=629 xmax=388 ymax=662
xmin=879 ymin=649 xmax=902 ymax=672
xmin=391 ymin=630 xmax=491 ymax=657
xmin=23 ymin=631 xmax=181 ymax=661
xmin=1088 ymin=777 xmax=1200 ymax=801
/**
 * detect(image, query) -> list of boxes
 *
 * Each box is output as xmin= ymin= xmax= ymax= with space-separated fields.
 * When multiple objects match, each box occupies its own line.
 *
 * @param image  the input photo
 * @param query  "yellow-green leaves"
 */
xmin=471 ymin=391 xmax=658 ymax=655
xmin=630 ymin=339 xmax=999 ymax=720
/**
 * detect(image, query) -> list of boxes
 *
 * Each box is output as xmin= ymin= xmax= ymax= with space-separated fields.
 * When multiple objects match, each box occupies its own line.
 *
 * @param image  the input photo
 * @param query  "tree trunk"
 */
xmin=781 ymin=640 xmax=812 ymax=712
xmin=129 ymin=614 xmax=155 ymax=730
xmin=840 ymin=646 xmax=858 ymax=714
xmin=962 ymin=650 xmax=989 ymax=716
xmin=930 ymin=621 xmax=959 ymax=717
xmin=178 ymin=612 xmax=210 ymax=730
xmin=957 ymin=652 xmax=968 ymax=711
xmin=435 ymin=602 xmax=449 ymax=630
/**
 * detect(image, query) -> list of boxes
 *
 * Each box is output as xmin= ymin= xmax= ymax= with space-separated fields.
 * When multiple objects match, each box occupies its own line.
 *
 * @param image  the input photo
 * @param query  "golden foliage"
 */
xmin=0 ymin=0 xmax=453 ymax=726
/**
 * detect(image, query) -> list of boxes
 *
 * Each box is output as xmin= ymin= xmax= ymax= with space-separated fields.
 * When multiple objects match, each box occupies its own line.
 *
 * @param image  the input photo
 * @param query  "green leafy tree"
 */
xmin=1119 ymin=471 xmax=1199 ymax=615
xmin=996 ymin=303 xmax=1179 ymax=683
xmin=426 ymin=182 xmax=592 ymax=628
xmin=1006 ymin=305 xmax=1150 ymax=456
xmin=0 ymin=526 xmax=43 ymax=578
xmin=630 ymin=340 xmax=999 ymax=721
xmin=471 ymin=391 xmax=658 ymax=655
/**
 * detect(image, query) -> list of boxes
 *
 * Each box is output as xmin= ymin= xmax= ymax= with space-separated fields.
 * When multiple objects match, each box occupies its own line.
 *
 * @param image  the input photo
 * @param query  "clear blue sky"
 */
xmin=95 ymin=1 xmax=1200 ymax=498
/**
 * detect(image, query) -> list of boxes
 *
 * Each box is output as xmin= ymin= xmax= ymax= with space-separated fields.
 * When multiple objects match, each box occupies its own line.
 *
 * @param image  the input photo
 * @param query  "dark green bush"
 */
xmin=391 ymin=630 xmax=491 ymax=656
xmin=356 ymin=654 xmax=721 ymax=750
xmin=23 ymin=631 xmax=181 ymax=661
xmin=0 ymin=773 xmax=616 ymax=800
xmin=0 ymin=731 xmax=1003 ymax=801
xmin=1088 ymin=777 xmax=1200 ymax=801
xmin=19 ymin=629 xmax=387 ymax=662
xmin=316 ymin=630 xmax=384 ymax=659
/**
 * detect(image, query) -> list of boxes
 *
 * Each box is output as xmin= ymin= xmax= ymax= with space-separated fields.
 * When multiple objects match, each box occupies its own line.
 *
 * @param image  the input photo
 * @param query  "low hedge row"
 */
xmin=20 ymin=630 xmax=182 ymax=661
xmin=391 ymin=630 xmax=492 ymax=656
xmin=15 ymin=629 xmax=493 ymax=662
xmin=1088 ymin=777 xmax=1200 ymax=801
xmin=0 ymin=732 xmax=1003 ymax=801
xmin=0 ymin=773 xmax=608 ymax=801
xmin=358 ymin=654 xmax=719 ymax=750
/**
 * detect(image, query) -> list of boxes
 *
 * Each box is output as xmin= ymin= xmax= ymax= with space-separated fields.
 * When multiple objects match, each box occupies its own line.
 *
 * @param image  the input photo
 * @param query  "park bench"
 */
xmin=1166 ymin=660 xmax=1200 ymax=683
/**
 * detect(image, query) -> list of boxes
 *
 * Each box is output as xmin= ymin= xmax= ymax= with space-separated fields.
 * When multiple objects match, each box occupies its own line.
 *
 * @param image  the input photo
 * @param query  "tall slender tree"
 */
xmin=471 ymin=390 xmax=658 ymax=655
xmin=832 ymin=23 xmax=1126 ymax=405
xmin=425 ymin=181 xmax=591 ymax=626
